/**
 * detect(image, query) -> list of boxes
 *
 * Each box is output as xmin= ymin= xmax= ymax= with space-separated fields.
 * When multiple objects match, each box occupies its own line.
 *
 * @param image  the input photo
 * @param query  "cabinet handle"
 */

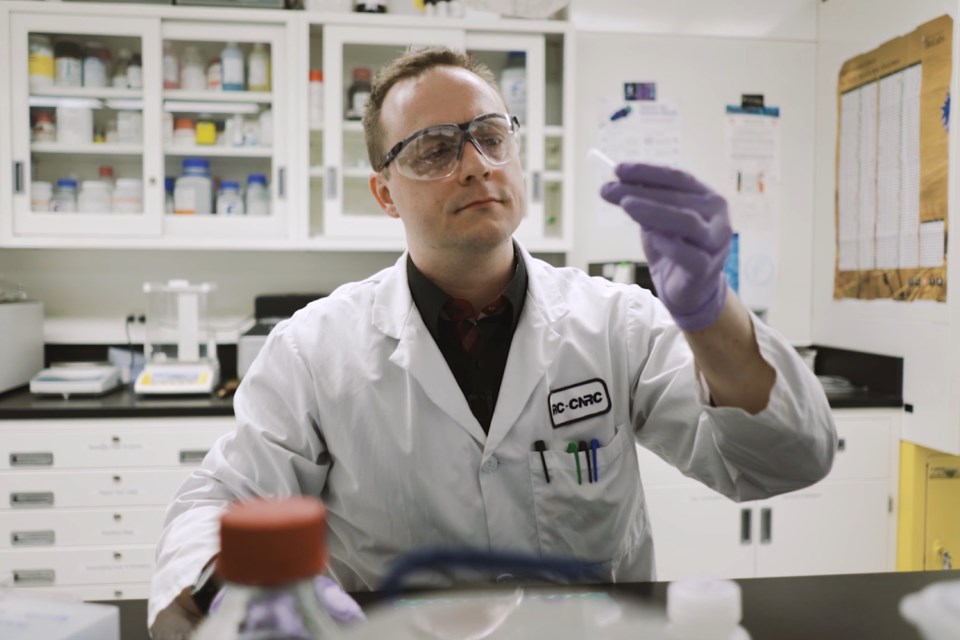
xmin=10 ymin=452 xmax=53 ymax=467
xmin=326 ymin=167 xmax=338 ymax=199
xmin=179 ymin=449 xmax=209 ymax=465
xmin=740 ymin=508 xmax=752 ymax=544
xmin=837 ymin=438 xmax=846 ymax=452
xmin=13 ymin=161 xmax=24 ymax=194
xmin=760 ymin=507 xmax=773 ymax=544
xmin=278 ymin=166 xmax=286 ymax=199
xmin=10 ymin=492 xmax=54 ymax=507
xmin=12 ymin=530 xmax=56 ymax=546
xmin=13 ymin=569 xmax=55 ymax=586
xmin=532 ymin=171 xmax=543 ymax=203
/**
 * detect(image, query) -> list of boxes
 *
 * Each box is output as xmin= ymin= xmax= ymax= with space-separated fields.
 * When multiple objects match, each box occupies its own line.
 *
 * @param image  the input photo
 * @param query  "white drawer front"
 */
xmin=828 ymin=415 xmax=894 ymax=480
xmin=9 ymin=582 xmax=150 ymax=601
xmin=3 ymin=469 xmax=193 ymax=509
xmin=1 ymin=419 xmax=233 ymax=470
xmin=0 ymin=508 xmax=166 ymax=548
xmin=0 ymin=545 xmax=155 ymax=586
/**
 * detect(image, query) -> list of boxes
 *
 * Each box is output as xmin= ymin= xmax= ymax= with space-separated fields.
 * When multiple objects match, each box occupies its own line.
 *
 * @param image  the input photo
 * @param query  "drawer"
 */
xmin=3 ymin=468 xmax=194 ymax=509
xmin=0 ymin=508 xmax=166 ymax=548
xmin=7 ymin=582 xmax=150 ymax=601
xmin=1 ymin=418 xmax=234 ymax=470
xmin=0 ymin=545 xmax=155 ymax=587
xmin=828 ymin=414 xmax=895 ymax=481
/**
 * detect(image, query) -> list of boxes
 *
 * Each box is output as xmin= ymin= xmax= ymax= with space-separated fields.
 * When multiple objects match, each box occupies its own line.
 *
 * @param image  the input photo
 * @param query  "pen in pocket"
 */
xmin=567 ymin=442 xmax=582 ymax=485
xmin=533 ymin=440 xmax=551 ymax=484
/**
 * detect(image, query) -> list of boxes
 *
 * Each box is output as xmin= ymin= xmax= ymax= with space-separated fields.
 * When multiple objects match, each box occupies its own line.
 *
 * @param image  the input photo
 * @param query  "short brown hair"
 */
xmin=362 ymin=47 xmax=501 ymax=172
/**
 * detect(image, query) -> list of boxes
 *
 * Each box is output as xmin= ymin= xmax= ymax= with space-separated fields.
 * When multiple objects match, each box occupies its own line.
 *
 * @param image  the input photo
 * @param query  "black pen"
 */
xmin=534 ymin=440 xmax=551 ymax=483
xmin=579 ymin=441 xmax=592 ymax=483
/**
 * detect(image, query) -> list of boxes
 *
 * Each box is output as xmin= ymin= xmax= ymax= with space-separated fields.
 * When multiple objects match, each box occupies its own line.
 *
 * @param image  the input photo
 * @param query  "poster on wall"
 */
xmin=834 ymin=14 xmax=952 ymax=302
xmin=725 ymin=105 xmax=781 ymax=313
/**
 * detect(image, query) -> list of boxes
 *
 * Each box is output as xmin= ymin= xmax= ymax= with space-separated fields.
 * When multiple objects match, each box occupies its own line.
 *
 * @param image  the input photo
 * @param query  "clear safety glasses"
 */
xmin=379 ymin=113 xmax=521 ymax=181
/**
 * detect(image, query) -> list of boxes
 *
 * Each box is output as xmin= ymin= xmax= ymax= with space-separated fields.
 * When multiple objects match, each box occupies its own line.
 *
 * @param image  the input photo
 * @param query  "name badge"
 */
xmin=548 ymin=378 xmax=611 ymax=428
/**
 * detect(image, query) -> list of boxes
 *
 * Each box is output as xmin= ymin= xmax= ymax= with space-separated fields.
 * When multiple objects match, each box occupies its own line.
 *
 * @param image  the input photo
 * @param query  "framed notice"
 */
xmin=834 ymin=15 xmax=951 ymax=301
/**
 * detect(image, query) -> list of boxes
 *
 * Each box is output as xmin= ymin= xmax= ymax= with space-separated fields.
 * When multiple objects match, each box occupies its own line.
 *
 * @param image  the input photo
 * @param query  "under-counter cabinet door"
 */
xmin=160 ymin=22 xmax=291 ymax=246
xmin=753 ymin=481 xmax=892 ymax=577
xmin=465 ymin=33 xmax=546 ymax=246
xmin=9 ymin=13 xmax=163 ymax=240
xmin=318 ymin=25 xmax=464 ymax=243
xmin=644 ymin=485 xmax=758 ymax=581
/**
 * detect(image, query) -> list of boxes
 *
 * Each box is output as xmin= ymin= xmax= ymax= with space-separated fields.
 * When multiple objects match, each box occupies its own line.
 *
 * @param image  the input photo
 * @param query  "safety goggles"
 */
xmin=379 ymin=112 xmax=520 ymax=181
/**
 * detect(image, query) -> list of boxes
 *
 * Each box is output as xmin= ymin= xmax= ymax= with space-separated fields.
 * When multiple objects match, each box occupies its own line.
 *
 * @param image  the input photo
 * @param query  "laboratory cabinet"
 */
xmin=639 ymin=409 xmax=901 ymax=581
xmin=0 ymin=1 xmax=574 ymax=253
xmin=0 ymin=416 xmax=234 ymax=599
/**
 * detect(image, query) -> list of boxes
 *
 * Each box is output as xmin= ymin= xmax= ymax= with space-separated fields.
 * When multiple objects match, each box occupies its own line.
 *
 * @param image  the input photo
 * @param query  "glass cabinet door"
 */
xmin=465 ymin=32 xmax=546 ymax=244
xmin=318 ymin=25 xmax=464 ymax=242
xmin=10 ymin=13 xmax=162 ymax=238
xmin=160 ymin=21 xmax=289 ymax=244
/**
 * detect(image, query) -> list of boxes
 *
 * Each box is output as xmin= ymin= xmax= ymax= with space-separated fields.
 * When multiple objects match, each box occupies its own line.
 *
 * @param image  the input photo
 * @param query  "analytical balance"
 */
xmin=134 ymin=280 xmax=220 ymax=395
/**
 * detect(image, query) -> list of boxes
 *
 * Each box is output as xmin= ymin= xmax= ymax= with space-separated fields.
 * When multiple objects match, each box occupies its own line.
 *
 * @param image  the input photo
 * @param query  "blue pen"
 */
xmin=590 ymin=438 xmax=600 ymax=482
xmin=609 ymin=105 xmax=632 ymax=121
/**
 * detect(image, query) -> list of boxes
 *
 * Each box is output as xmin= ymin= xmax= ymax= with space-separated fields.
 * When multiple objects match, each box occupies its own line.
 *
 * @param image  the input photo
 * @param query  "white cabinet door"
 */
xmin=754 ymin=481 xmax=892 ymax=577
xmin=320 ymin=25 xmax=464 ymax=242
xmin=465 ymin=33 xmax=546 ymax=245
xmin=644 ymin=484 xmax=757 ymax=581
xmin=160 ymin=21 xmax=291 ymax=246
xmin=9 ymin=12 xmax=163 ymax=239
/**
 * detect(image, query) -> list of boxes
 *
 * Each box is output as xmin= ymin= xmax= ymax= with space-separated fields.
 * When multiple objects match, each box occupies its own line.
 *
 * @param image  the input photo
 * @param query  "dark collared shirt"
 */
xmin=407 ymin=247 xmax=528 ymax=433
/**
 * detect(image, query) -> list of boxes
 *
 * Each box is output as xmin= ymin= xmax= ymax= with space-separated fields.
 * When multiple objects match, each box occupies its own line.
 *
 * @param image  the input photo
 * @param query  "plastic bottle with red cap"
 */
xmin=191 ymin=496 xmax=351 ymax=639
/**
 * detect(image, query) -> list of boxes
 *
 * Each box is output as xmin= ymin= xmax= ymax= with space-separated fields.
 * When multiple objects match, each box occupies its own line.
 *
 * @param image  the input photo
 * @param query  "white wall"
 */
xmin=568 ymin=0 xmax=817 ymax=41
xmin=813 ymin=0 xmax=960 ymax=453
xmin=569 ymin=31 xmax=817 ymax=344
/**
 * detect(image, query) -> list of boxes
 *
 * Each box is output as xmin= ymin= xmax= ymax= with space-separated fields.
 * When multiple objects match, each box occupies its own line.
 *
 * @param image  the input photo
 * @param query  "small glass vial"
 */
xmin=216 ymin=180 xmax=245 ymax=216
xmin=50 ymin=178 xmax=79 ymax=213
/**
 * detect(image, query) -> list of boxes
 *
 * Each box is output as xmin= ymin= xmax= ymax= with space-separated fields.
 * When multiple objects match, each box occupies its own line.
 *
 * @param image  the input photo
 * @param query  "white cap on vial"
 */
xmin=666 ymin=577 xmax=745 ymax=639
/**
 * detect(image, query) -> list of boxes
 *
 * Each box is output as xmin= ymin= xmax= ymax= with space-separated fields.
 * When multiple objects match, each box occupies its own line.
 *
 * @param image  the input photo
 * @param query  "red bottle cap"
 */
xmin=216 ymin=496 xmax=328 ymax=587
xmin=310 ymin=69 xmax=324 ymax=83
xmin=98 ymin=165 xmax=114 ymax=179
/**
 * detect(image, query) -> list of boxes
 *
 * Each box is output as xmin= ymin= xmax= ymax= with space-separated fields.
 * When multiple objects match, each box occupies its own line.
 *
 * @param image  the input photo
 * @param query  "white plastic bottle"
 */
xmin=180 ymin=46 xmax=206 ymax=91
xmin=500 ymin=51 xmax=527 ymax=125
xmin=78 ymin=180 xmax=112 ymax=213
xmin=666 ymin=578 xmax=751 ymax=640
xmin=163 ymin=42 xmax=179 ymax=89
xmin=247 ymin=43 xmax=271 ymax=92
xmin=216 ymin=180 xmax=245 ymax=216
xmin=245 ymin=173 xmax=269 ymax=216
xmin=50 ymin=179 xmax=78 ymax=213
xmin=174 ymin=158 xmax=213 ymax=215
xmin=221 ymin=42 xmax=245 ymax=91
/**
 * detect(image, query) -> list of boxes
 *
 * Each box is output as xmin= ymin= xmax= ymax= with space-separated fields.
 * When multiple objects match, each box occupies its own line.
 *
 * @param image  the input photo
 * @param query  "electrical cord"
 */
xmin=377 ymin=547 xmax=604 ymax=598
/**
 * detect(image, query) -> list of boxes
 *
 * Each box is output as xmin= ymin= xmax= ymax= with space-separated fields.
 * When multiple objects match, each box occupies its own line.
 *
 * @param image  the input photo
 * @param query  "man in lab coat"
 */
xmin=149 ymin=47 xmax=836 ymax=635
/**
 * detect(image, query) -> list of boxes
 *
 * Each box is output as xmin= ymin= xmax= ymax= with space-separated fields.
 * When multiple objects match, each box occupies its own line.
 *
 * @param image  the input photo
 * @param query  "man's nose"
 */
xmin=457 ymin=138 xmax=493 ymax=181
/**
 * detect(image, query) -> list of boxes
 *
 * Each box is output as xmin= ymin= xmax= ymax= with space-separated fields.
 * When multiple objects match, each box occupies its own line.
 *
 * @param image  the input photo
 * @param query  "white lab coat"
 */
xmin=149 ymin=244 xmax=836 ymax=625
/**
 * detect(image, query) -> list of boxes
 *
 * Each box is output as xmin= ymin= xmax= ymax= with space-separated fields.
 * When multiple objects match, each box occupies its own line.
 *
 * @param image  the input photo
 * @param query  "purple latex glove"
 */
xmin=210 ymin=575 xmax=365 ymax=635
xmin=601 ymin=162 xmax=732 ymax=332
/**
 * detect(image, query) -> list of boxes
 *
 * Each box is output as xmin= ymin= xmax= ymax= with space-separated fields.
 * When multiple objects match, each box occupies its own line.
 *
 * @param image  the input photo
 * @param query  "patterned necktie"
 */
xmin=442 ymin=296 xmax=510 ymax=359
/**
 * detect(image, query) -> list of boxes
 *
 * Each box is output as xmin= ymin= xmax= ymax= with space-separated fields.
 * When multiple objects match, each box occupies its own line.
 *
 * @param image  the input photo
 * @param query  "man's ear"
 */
xmin=369 ymin=171 xmax=400 ymax=220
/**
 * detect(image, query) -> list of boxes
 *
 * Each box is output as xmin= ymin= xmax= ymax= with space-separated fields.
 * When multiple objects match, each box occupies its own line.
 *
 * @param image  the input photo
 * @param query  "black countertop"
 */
xmin=100 ymin=570 xmax=958 ymax=640
xmin=0 ymin=382 xmax=901 ymax=419
xmin=0 ymin=386 xmax=234 ymax=419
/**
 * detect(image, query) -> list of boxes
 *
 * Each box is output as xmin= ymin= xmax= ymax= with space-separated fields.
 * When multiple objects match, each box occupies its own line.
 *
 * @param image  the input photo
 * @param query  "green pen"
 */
xmin=566 ymin=442 xmax=582 ymax=485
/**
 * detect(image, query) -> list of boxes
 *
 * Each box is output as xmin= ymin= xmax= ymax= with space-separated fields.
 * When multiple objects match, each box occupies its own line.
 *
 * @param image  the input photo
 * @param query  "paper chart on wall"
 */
xmin=834 ymin=14 xmax=951 ymax=302
xmin=594 ymin=98 xmax=683 ymax=228
xmin=725 ymin=105 xmax=782 ymax=312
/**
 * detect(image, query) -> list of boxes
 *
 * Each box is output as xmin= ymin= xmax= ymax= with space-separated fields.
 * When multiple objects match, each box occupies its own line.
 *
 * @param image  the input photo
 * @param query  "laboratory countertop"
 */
xmin=99 ymin=570 xmax=958 ymax=640
xmin=0 ymin=383 xmax=901 ymax=419
xmin=0 ymin=386 xmax=234 ymax=419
